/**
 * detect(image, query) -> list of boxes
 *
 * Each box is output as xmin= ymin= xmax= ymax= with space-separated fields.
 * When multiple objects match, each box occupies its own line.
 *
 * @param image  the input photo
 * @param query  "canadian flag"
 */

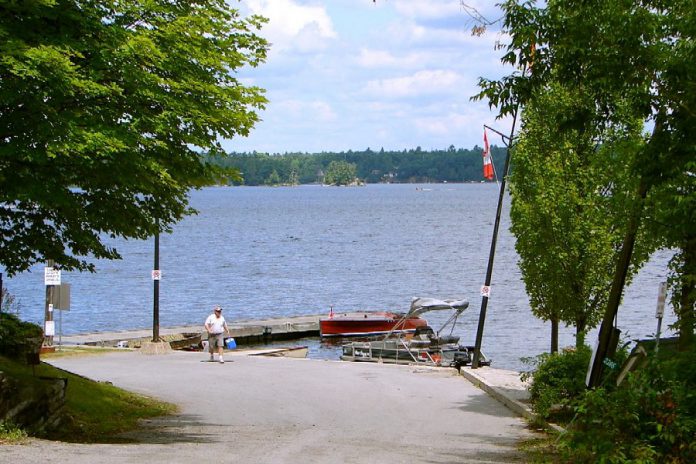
xmin=482 ymin=130 xmax=494 ymax=180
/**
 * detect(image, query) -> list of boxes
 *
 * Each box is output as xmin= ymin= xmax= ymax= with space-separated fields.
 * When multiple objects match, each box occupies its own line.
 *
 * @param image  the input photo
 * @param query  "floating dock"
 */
xmin=58 ymin=314 xmax=322 ymax=349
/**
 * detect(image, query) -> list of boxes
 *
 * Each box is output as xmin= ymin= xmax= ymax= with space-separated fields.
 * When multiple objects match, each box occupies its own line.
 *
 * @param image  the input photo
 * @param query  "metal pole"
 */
xmin=153 ymin=225 xmax=160 ymax=342
xmin=44 ymin=260 xmax=55 ymax=346
xmin=59 ymin=305 xmax=63 ymax=348
xmin=471 ymin=112 xmax=520 ymax=368
xmin=654 ymin=281 xmax=667 ymax=354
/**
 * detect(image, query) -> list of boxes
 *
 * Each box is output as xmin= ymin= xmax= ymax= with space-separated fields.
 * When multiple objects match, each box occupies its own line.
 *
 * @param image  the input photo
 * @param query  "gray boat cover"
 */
xmin=409 ymin=297 xmax=469 ymax=317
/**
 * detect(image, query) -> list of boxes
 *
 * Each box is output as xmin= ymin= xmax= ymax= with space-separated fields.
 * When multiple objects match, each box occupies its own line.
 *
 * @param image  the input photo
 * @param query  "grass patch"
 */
xmin=0 ymin=356 xmax=177 ymax=443
xmin=0 ymin=421 xmax=28 ymax=445
xmin=41 ymin=345 xmax=126 ymax=359
xmin=519 ymin=433 xmax=562 ymax=463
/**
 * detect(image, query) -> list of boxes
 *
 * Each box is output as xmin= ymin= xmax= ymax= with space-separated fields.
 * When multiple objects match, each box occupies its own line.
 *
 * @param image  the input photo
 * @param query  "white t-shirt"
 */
xmin=205 ymin=314 xmax=227 ymax=334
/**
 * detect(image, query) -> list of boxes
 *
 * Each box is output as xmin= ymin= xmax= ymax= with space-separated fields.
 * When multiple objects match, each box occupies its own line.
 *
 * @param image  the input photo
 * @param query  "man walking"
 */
xmin=204 ymin=305 xmax=230 ymax=363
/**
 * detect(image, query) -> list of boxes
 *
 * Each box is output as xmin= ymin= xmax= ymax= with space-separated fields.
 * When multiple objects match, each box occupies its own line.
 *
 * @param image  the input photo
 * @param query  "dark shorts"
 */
xmin=209 ymin=333 xmax=224 ymax=349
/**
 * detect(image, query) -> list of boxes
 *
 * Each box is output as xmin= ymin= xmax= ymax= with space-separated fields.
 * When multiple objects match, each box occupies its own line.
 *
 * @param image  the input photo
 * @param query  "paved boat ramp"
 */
xmin=57 ymin=314 xmax=539 ymax=427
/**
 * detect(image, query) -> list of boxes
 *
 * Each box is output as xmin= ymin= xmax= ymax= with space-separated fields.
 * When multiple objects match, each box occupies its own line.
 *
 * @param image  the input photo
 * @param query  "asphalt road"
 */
xmin=1 ymin=351 xmax=536 ymax=463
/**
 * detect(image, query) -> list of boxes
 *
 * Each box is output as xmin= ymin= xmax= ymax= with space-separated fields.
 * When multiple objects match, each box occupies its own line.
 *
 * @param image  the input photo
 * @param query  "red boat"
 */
xmin=319 ymin=309 xmax=428 ymax=337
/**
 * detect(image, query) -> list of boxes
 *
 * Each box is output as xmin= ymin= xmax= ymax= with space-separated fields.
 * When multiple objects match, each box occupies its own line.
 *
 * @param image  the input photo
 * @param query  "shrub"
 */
xmin=0 ymin=313 xmax=43 ymax=359
xmin=0 ymin=421 xmax=28 ymax=444
xmin=558 ymin=345 xmax=696 ymax=463
xmin=521 ymin=346 xmax=593 ymax=422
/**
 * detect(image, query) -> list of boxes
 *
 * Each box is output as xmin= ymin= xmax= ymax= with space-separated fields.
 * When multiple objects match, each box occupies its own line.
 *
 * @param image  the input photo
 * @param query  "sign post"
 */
xmin=50 ymin=283 xmax=71 ymax=347
xmin=43 ymin=262 xmax=60 ymax=346
xmin=152 ymin=227 xmax=160 ymax=342
xmin=655 ymin=282 xmax=667 ymax=353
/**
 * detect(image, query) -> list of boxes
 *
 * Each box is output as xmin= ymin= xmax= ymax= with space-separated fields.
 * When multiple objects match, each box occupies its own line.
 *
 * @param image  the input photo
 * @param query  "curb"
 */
xmin=460 ymin=368 xmax=566 ymax=433
xmin=460 ymin=368 xmax=534 ymax=420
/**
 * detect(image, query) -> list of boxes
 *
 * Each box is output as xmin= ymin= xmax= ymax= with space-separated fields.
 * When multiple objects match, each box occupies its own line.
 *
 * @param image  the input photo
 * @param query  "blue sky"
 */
xmin=229 ymin=0 xmax=512 ymax=154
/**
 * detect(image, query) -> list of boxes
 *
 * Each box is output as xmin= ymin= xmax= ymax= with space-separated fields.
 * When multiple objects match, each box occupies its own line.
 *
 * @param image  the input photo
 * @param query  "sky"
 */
xmin=228 ymin=0 xmax=513 ymax=154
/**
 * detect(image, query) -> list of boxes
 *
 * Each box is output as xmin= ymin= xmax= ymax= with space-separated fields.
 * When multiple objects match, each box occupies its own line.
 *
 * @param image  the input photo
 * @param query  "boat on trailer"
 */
xmin=319 ymin=308 xmax=428 ymax=337
xmin=340 ymin=297 xmax=491 ymax=369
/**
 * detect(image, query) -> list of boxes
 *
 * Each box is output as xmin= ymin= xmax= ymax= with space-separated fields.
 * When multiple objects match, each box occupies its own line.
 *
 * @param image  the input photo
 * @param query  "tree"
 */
xmin=265 ymin=169 xmax=281 ymax=186
xmin=323 ymin=160 xmax=357 ymax=186
xmin=0 ymin=0 xmax=268 ymax=276
xmin=476 ymin=0 xmax=695 ymax=376
xmin=510 ymin=83 xmax=648 ymax=351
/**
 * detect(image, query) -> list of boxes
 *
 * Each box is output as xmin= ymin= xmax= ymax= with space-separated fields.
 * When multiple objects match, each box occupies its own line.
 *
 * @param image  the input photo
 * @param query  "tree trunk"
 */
xmin=588 ymin=177 xmax=649 ymax=388
xmin=551 ymin=317 xmax=559 ymax=354
xmin=678 ymin=237 xmax=696 ymax=350
xmin=576 ymin=321 xmax=587 ymax=348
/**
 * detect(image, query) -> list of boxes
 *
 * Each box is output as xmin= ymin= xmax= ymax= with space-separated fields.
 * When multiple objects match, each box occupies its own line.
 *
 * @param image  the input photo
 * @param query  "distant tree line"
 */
xmin=214 ymin=145 xmax=506 ymax=186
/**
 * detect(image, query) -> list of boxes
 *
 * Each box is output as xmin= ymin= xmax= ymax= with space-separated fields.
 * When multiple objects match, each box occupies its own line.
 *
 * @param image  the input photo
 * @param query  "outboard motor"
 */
xmin=452 ymin=349 xmax=473 ymax=370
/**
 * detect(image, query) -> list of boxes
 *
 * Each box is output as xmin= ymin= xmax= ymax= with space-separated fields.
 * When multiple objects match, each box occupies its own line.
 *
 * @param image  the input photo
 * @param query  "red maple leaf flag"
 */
xmin=482 ymin=130 xmax=494 ymax=180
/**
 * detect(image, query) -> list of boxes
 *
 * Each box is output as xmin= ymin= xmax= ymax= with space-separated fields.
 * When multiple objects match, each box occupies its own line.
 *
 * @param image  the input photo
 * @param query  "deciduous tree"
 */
xmin=0 ymin=0 xmax=268 ymax=275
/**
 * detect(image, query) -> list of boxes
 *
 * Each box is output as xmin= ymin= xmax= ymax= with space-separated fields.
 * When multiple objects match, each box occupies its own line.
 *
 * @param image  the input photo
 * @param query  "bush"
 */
xmin=521 ymin=346 xmax=593 ymax=422
xmin=558 ymin=345 xmax=696 ymax=463
xmin=0 ymin=421 xmax=28 ymax=444
xmin=0 ymin=313 xmax=43 ymax=359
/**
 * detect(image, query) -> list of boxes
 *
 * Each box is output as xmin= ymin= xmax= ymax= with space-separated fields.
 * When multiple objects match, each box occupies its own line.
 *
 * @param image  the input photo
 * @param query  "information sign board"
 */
xmin=44 ymin=267 xmax=61 ymax=286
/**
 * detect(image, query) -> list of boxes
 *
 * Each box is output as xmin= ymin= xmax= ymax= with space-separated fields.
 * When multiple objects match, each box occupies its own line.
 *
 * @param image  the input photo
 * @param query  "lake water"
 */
xmin=2 ymin=184 xmax=676 ymax=370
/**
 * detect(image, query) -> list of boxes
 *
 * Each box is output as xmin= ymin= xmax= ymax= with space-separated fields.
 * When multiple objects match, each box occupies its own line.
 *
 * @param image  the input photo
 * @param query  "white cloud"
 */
xmin=277 ymin=99 xmax=337 ymax=122
xmin=244 ymin=0 xmax=336 ymax=52
xmin=354 ymin=48 xmax=424 ymax=69
xmin=229 ymin=1 xmax=513 ymax=153
xmin=363 ymin=70 xmax=464 ymax=99
xmin=391 ymin=0 xmax=462 ymax=20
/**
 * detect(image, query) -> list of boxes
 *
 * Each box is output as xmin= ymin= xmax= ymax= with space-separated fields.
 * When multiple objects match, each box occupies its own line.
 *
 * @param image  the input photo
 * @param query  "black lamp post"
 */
xmin=152 ymin=221 xmax=160 ymax=342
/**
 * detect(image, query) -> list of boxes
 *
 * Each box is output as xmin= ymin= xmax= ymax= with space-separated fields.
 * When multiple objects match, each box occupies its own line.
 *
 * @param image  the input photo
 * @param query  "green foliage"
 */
xmin=0 ymin=355 xmax=176 ymax=442
xmin=0 ymin=421 xmax=28 ymax=444
xmin=0 ymin=0 xmax=268 ymax=276
xmin=522 ymin=343 xmax=631 ymax=424
xmin=522 ymin=346 xmax=592 ymax=422
xmin=476 ymin=0 xmax=696 ymax=349
xmin=1 ymin=286 xmax=21 ymax=315
xmin=509 ymin=84 xmax=651 ymax=348
xmin=559 ymin=347 xmax=696 ymax=463
xmin=324 ymin=160 xmax=358 ymax=186
xmin=219 ymin=145 xmax=507 ymax=185
xmin=0 ymin=312 xmax=43 ymax=359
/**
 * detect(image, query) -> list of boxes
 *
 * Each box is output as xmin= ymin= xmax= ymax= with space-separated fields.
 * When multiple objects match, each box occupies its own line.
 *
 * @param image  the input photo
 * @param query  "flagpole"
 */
xmin=471 ymin=113 xmax=520 ymax=368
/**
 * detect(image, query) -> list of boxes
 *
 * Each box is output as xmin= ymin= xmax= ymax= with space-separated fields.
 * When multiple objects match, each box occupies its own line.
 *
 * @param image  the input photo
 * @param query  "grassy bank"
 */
xmin=0 ymin=354 xmax=176 ymax=443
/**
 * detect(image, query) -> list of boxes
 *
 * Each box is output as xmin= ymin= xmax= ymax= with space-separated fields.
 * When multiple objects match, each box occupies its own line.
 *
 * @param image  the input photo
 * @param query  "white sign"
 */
xmin=48 ymin=303 xmax=54 ymax=313
xmin=44 ymin=267 xmax=61 ymax=286
xmin=151 ymin=270 xmax=162 ymax=281
xmin=480 ymin=285 xmax=491 ymax=298
xmin=655 ymin=281 xmax=667 ymax=318
xmin=45 ymin=321 xmax=55 ymax=337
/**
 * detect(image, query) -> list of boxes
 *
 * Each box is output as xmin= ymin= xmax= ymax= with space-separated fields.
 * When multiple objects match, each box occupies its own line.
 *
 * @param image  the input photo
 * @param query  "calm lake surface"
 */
xmin=3 ymin=184 xmax=675 ymax=370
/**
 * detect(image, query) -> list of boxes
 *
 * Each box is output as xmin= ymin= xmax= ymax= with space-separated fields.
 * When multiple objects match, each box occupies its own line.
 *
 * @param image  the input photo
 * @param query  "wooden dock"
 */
xmin=58 ymin=314 xmax=322 ymax=349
